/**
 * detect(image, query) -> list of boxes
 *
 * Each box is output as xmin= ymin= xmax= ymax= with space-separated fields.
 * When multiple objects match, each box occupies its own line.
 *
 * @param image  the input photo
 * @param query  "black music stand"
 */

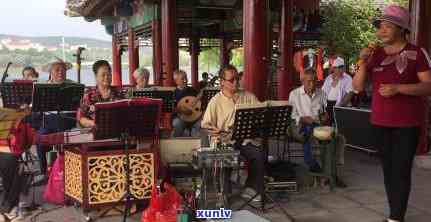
xmin=0 ymin=80 xmax=33 ymax=109
xmin=32 ymin=83 xmax=84 ymax=131
xmin=94 ymin=98 xmax=162 ymax=222
xmin=132 ymin=90 xmax=175 ymax=113
xmin=232 ymin=102 xmax=294 ymax=221
xmin=201 ymin=88 xmax=220 ymax=111
xmin=31 ymin=83 xmax=85 ymax=112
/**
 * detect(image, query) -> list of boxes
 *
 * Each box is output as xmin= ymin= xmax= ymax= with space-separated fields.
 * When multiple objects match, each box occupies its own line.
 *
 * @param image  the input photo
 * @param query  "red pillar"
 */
xmin=112 ymin=35 xmax=122 ymax=86
xmin=243 ymin=0 xmax=269 ymax=101
xmin=128 ymin=29 xmax=138 ymax=85
xmin=410 ymin=0 xmax=431 ymax=154
xmin=220 ymin=37 xmax=230 ymax=68
xmin=152 ymin=20 xmax=162 ymax=86
xmin=411 ymin=0 xmax=431 ymax=51
xmin=277 ymin=0 xmax=294 ymax=100
xmin=190 ymin=36 xmax=200 ymax=89
xmin=161 ymin=0 xmax=177 ymax=86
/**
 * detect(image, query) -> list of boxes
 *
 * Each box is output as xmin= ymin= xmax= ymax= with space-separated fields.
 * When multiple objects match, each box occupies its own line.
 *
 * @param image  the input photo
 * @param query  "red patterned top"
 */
xmin=367 ymin=43 xmax=431 ymax=127
xmin=79 ymin=87 xmax=124 ymax=120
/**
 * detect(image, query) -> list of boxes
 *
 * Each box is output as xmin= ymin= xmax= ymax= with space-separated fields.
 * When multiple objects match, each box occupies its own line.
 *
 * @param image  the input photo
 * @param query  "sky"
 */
xmin=0 ymin=0 xmax=111 ymax=41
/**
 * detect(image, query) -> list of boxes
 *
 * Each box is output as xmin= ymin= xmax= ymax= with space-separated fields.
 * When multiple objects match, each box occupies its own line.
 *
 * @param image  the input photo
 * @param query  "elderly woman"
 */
xmin=134 ymin=67 xmax=151 ymax=90
xmin=127 ymin=68 xmax=151 ymax=98
xmin=21 ymin=66 xmax=39 ymax=80
xmin=79 ymin=60 xmax=124 ymax=128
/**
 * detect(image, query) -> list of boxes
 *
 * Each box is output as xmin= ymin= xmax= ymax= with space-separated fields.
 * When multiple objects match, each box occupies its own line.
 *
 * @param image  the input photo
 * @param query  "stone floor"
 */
xmin=14 ymin=148 xmax=431 ymax=222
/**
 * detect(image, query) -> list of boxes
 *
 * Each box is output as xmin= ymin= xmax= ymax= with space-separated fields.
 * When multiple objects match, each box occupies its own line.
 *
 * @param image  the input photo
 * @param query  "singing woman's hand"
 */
xmin=379 ymin=84 xmax=400 ymax=98
xmin=359 ymin=47 xmax=373 ymax=61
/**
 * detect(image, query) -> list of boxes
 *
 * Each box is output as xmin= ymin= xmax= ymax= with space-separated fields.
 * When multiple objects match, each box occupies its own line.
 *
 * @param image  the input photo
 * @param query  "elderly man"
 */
xmin=322 ymin=57 xmax=354 ymax=122
xmin=289 ymin=68 xmax=325 ymax=173
xmin=198 ymin=72 xmax=209 ymax=91
xmin=289 ymin=68 xmax=346 ymax=187
xmin=172 ymin=70 xmax=200 ymax=137
xmin=201 ymin=65 xmax=265 ymax=201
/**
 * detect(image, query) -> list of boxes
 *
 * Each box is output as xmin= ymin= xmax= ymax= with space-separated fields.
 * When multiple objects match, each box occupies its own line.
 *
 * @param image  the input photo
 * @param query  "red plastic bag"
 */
xmin=9 ymin=119 xmax=34 ymax=156
xmin=141 ymin=183 xmax=182 ymax=222
xmin=43 ymin=154 xmax=65 ymax=205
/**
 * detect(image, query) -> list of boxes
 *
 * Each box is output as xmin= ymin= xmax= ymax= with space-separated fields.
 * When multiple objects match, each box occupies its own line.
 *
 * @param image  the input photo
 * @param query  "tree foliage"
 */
xmin=199 ymin=47 xmax=220 ymax=73
xmin=321 ymin=0 xmax=381 ymax=65
xmin=321 ymin=0 xmax=409 ymax=66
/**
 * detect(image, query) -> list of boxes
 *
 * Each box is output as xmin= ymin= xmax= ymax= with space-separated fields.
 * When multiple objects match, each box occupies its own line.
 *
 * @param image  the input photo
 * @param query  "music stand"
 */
xmin=132 ymin=90 xmax=175 ymax=113
xmin=232 ymin=102 xmax=294 ymax=221
xmin=94 ymin=98 xmax=162 ymax=222
xmin=0 ymin=80 xmax=33 ymax=109
xmin=31 ymin=83 xmax=85 ymax=112
xmin=31 ymin=83 xmax=84 ymax=133
xmin=265 ymin=104 xmax=293 ymax=162
xmin=201 ymin=88 xmax=220 ymax=111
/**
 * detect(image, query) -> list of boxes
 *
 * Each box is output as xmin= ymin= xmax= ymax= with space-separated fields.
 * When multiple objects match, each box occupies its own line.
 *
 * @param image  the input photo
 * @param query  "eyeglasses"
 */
xmin=222 ymin=77 xmax=239 ymax=83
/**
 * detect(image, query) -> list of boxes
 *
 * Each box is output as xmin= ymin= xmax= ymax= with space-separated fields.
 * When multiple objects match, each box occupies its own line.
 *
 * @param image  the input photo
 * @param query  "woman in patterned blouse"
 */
xmin=78 ymin=60 xmax=124 ymax=128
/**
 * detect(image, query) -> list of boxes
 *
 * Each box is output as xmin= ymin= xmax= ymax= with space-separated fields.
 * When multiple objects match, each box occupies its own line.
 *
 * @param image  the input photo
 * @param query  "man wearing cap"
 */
xmin=323 ymin=57 xmax=354 ymax=108
xmin=353 ymin=5 xmax=431 ymax=222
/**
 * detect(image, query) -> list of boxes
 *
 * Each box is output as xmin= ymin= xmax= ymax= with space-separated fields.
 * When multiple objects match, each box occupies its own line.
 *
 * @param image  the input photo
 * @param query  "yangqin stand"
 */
xmin=63 ymin=98 xmax=161 ymax=222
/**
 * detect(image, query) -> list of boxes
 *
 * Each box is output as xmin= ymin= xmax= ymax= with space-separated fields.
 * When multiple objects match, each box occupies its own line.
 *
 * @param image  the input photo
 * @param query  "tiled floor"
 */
xmin=15 ymin=148 xmax=431 ymax=222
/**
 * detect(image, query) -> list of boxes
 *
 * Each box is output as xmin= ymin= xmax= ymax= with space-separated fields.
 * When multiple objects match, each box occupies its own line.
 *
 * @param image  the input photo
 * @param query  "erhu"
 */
xmin=1 ymin=62 xmax=12 ymax=84
xmin=73 ymin=47 xmax=85 ymax=83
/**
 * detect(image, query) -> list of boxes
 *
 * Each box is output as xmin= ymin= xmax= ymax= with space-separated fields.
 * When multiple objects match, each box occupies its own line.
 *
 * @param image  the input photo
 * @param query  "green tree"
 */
xmin=199 ymin=47 xmax=219 ymax=73
xmin=230 ymin=48 xmax=243 ymax=69
xmin=385 ymin=0 xmax=409 ymax=7
xmin=321 ymin=0 xmax=381 ymax=65
xmin=321 ymin=0 xmax=409 ymax=66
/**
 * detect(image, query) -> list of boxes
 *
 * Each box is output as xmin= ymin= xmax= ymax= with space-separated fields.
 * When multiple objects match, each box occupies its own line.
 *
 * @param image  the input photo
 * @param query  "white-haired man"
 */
xmin=172 ymin=70 xmax=200 ymax=137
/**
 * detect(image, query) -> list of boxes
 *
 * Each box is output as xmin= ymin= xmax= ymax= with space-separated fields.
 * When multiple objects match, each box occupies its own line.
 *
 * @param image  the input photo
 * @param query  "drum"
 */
xmin=313 ymin=126 xmax=334 ymax=141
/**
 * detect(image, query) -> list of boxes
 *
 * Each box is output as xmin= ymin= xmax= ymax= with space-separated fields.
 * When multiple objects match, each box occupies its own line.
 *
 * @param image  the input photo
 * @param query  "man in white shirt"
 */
xmin=322 ymin=57 xmax=354 ymax=122
xmin=289 ymin=68 xmax=347 ymax=187
xmin=289 ymin=68 xmax=326 ymax=173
